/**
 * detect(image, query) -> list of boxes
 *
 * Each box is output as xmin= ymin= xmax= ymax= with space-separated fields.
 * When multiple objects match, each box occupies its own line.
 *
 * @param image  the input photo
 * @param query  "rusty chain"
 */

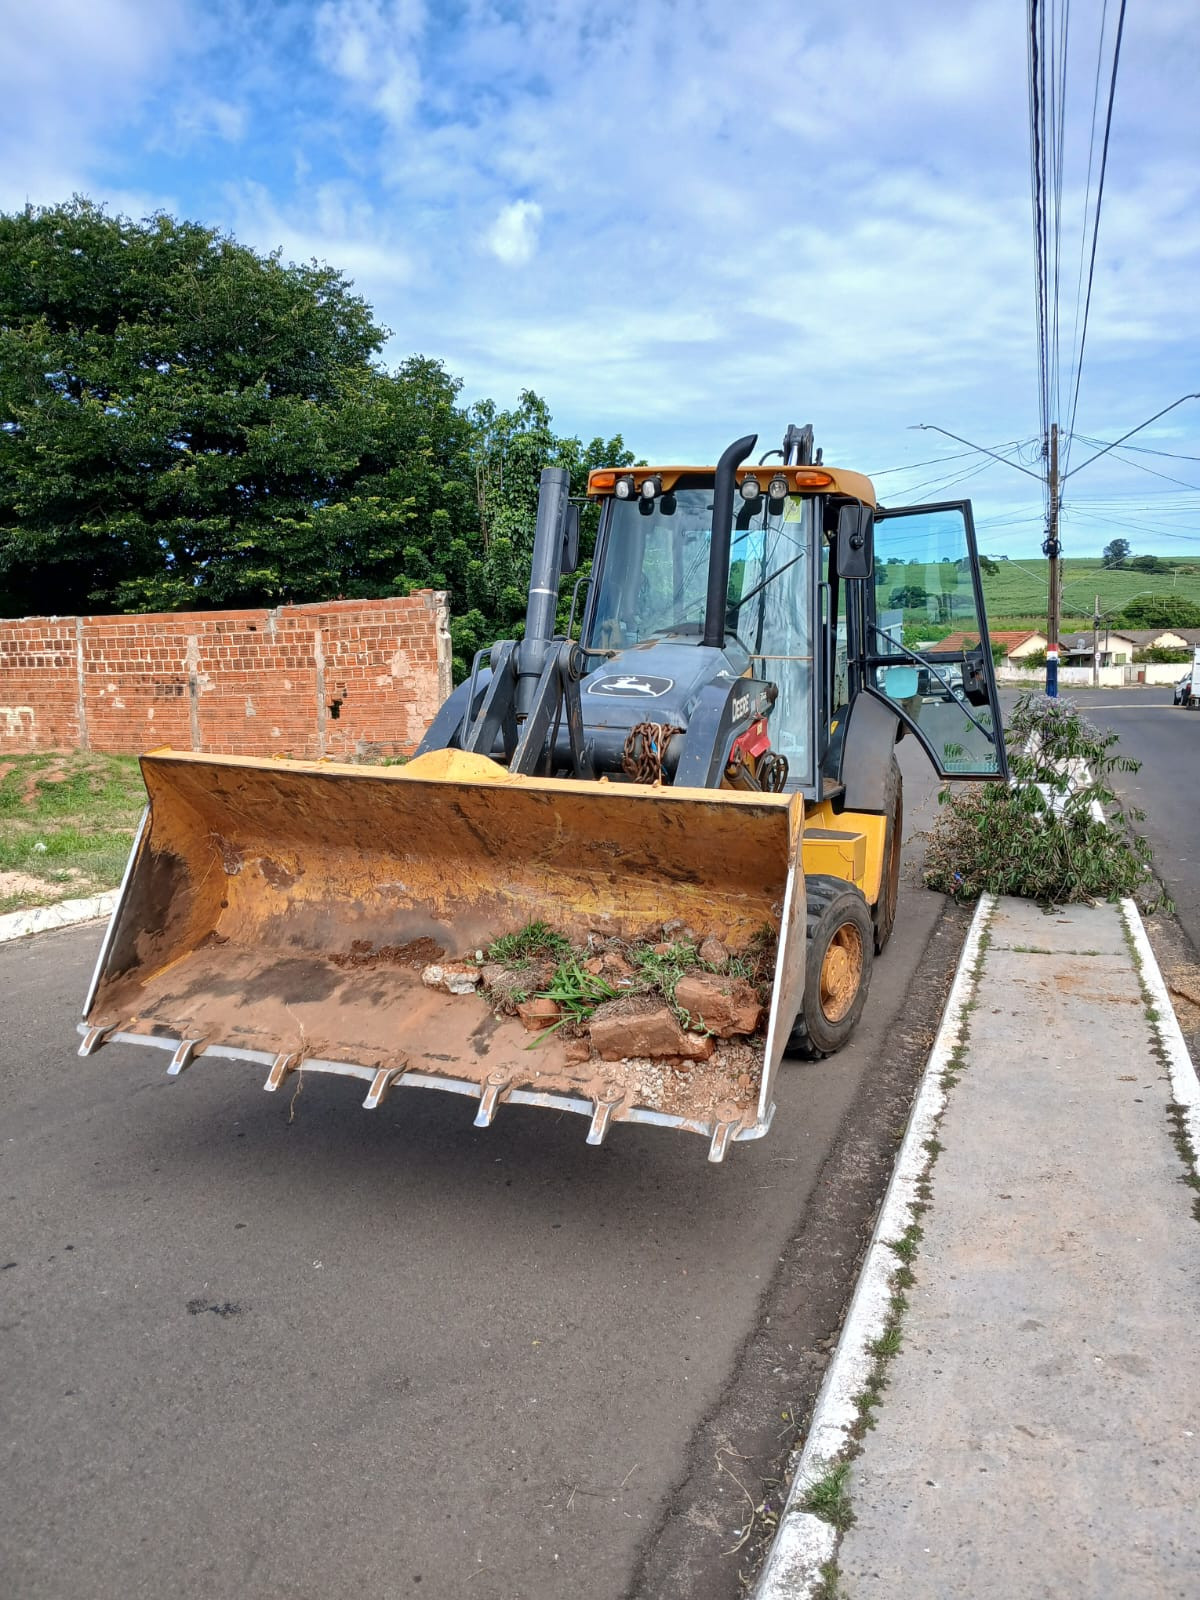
xmin=621 ymin=722 xmax=684 ymax=785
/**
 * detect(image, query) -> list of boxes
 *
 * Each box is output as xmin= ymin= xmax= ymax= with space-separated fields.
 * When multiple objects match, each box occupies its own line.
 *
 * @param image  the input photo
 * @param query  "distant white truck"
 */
xmin=1174 ymin=644 xmax=1200 ymax=707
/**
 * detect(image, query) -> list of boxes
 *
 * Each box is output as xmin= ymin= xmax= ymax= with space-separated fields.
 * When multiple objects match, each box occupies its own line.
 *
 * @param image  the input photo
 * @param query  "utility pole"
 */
xmin=1044 ymin=421 xmax=1061 ymax=697
xmin=1092 ymin=593 xmax=1100 ymax=688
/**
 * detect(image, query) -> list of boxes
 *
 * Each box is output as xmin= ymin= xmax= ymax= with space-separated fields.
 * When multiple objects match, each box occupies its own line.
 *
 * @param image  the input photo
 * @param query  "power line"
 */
xmin=1064 ymin=393 xmax=1200 ymax=480
xmin=1104 ymin=440 xmax=1200 ymax=465
xmin=867 ymin=440 xmax=1034 ymax=476
xmin=1073 ymin=438 xmax=1200 ymax=493
xmin=1062 ymin=0 xmax=1128 ymax=468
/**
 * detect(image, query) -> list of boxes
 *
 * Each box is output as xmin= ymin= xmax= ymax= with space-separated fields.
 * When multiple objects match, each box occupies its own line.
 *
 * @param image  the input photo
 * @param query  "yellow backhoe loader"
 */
xmin=78 ymin=425 xmax=1006 ymax=1161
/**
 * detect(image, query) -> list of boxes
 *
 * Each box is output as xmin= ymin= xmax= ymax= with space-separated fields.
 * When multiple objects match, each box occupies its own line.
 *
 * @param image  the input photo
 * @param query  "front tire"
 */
xmin=788 ymin=876 xmax=875 ymax=1059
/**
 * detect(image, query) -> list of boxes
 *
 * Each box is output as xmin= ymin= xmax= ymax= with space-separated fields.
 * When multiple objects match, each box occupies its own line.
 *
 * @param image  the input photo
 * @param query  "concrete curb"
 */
xmin=1120 ymin=897 xmax=1200 ymax=1173
xmin=753 ymin=893 xmax=996 ymax=1600
xmin=0 ymin=891 xmax=117 ymax=945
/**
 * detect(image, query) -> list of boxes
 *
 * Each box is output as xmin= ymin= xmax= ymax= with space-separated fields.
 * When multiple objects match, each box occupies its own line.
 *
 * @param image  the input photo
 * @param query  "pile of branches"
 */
xmin=923 ymin=694 xmax=1162 ymax=908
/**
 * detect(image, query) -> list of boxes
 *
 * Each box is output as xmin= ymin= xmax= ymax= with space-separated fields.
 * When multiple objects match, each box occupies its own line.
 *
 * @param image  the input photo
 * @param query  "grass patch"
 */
xmin=801 ymin=1460 xmax=855 ymax=1531
xmin=0 ymin=752 xmax=144 ymax=913
xmin=536 ymin=956 xmax=618 ymax=1024
xmin=485 ymin=920 xmax=572 ymax=964
xmin=981 ymin=555 xmax=1200 ymax=619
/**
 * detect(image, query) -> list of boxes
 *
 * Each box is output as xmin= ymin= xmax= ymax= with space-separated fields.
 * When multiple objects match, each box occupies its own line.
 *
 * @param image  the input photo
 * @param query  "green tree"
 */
xmin=1116 ymin=594 xmax=1200 ymax=628
xmin=889 ymin=584 xmax=930 ymax=609
xmin=0 ymin=199 xmax=472 ymax=614
xmin=0 ymin=199 xmax=646 ymax=685
xmin=455 ymin=389 xmax=633 ymax=676
xmin=1101 ymin=538 xmax=1130 ymax=568
xmin=1126 ymin=554 xmax=1170 ymax=574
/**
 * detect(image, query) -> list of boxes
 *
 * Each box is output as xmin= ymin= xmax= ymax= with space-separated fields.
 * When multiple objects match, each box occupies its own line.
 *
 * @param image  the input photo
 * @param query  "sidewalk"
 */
xmin=757 ymin=894 xmax=1200 ymax=1598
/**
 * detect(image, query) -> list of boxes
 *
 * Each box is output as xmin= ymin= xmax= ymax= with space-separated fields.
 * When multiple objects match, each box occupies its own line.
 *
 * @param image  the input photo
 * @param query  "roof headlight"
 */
xmin=614 ymin=474 xmax=636 ymax=500
xmin=739 ymin=475 xmax=762 ymax=502
xmin=768 ymin=473 xmax=789 ymax=503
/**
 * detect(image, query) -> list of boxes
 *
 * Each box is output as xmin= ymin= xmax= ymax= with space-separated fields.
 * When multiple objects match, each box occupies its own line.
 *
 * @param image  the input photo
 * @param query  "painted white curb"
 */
xmin=0 ymin=890 xmax=117 ymax=945
xmin=753 ymin=893 xmax=996 ymax=1600
xmin=1120 ymin=898 xmax=1200 ymax=1169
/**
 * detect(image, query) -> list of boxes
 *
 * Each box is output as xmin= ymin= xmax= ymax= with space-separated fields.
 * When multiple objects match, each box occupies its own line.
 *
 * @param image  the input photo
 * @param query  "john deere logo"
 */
xmin=587 ymin=674 xmax=674 ymax=698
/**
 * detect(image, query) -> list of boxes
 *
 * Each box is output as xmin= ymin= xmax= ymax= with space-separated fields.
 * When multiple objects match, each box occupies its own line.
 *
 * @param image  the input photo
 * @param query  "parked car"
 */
xmin=1175 ymin=673 xmax=1196 ymax=708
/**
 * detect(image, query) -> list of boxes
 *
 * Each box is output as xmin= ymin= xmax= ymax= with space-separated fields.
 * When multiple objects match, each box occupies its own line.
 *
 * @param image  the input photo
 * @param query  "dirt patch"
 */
xmin=18 ymin=756 xmax=70 ymax=806
xmin=1137 ymin=910 xmax=1200 ymax=1065
xmin=94 ymin=938 xmax=765 ymax=1127
xmin=0 ymin=869 xmax=57 ymax=898
xmin=330 ymin=937 xmax=445 ymax=970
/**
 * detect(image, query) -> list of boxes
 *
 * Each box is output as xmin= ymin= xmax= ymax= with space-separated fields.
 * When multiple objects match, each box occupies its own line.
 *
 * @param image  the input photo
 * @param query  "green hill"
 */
xmin=981 ymin=557 xmax=1200 ymax=627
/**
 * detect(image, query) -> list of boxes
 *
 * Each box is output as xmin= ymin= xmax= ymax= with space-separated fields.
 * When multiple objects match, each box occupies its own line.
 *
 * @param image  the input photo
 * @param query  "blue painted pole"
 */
xmin=1045 ymin=645 xmax=1058 ymax=698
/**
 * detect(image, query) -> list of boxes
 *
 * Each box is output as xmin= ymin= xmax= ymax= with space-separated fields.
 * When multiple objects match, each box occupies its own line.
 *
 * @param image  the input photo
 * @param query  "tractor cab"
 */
xmin=582 ymin=453 xmax=1007 ymax=798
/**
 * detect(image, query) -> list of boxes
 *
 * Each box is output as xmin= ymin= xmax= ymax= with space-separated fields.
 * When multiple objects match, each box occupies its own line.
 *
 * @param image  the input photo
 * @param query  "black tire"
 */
xmin=787 ymin=875 xmax=875 ymax=1059
xmin=871 ymin=758 xmax=903 ymax=956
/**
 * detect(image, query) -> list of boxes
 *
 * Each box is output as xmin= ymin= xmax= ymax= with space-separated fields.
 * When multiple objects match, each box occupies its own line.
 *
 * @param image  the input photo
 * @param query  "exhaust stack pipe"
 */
xmin=516 ymin=466 xmax=572 ymax=715
xmin=703 ymin=434 xmax=757 ymax=650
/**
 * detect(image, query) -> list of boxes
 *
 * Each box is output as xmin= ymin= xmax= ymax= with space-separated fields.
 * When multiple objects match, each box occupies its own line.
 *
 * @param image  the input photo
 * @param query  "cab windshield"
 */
xmin=586 ymin=488 xmax=817 ymax=780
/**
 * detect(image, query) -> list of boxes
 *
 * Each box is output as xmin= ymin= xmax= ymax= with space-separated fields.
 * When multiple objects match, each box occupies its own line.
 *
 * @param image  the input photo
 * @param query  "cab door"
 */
xmin=867 ymin=501 xmax=1008 ymax=781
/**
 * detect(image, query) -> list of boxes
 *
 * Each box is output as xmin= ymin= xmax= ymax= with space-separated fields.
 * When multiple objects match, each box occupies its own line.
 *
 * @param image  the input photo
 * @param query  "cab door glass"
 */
xmin=871 ymin=504 xmax=1006 ymax=778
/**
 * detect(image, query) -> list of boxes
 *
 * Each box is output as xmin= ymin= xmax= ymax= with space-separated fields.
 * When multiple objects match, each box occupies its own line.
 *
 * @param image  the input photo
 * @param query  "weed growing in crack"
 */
xmin=887 ymin=1223 xmax=923 ymax=1263
xmin=812 ymin=1559 xmax=846 ymax=1599
xmin=802 ymin=1461 xmax=855 ymax=1531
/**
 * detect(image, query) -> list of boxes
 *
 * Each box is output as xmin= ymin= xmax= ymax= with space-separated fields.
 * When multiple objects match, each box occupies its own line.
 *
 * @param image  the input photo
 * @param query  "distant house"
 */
xmin=1060 ymin=629 xmax=1137 ymax=667
xmin=934 ymin=628 xmax=1047 ymax=667
xmin=1117 ymin=627 xmax=1200 ymax=653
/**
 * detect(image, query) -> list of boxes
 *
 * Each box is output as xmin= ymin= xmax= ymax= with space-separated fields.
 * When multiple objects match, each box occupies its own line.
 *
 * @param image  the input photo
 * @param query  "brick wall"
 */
xmin=0 ymin=592 xmax=452 ymax=759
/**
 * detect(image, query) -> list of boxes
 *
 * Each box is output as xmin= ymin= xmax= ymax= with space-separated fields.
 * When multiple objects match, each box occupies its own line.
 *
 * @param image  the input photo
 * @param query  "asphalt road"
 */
xmin=1051 ymin=686 xmax=1200 ymax=952
xmin=2 ymin=740 xmax=957 ymax=1600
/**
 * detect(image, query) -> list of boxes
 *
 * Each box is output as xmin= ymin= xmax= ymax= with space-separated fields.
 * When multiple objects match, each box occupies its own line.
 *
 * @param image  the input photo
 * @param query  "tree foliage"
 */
xmin=0 ymin=199 xmax=634 ymax=679
xmin=1101 ymin=538 xmax=1130 ymax=568
xmin=924 ymin=693 xmax=1161 ymax=909
xmin=1115 ymin=594 xmax=1200 ymax=628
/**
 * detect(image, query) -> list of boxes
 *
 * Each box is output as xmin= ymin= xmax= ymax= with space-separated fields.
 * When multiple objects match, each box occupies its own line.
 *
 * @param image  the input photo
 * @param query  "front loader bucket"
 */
xmin=80 ymin=748 xmax=806 ymax=1161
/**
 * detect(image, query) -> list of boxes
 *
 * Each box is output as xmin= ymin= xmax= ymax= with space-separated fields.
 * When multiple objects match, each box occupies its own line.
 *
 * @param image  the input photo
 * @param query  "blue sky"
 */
xmin=3 ymin=0 xmax=1198 ymax=561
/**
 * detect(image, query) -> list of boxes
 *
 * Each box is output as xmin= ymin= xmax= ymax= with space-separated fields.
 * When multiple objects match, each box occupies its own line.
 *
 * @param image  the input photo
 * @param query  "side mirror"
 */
xmin=836 ymin=502 xmax=874 ymax=579
xmin=561 ymin=503 xmax=581 ymax=574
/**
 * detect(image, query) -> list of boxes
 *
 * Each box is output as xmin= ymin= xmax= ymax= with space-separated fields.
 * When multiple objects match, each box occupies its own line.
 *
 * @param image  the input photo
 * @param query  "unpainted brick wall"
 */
xmin=0 ymin=592 xmax=452 ymax=759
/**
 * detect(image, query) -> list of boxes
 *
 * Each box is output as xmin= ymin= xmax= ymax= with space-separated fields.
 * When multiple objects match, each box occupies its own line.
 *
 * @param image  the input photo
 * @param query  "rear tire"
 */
xmin=872 ymin=758 xmax=903 ymax=956
xmin=788 ymin=875 xmax=875 ymax=1059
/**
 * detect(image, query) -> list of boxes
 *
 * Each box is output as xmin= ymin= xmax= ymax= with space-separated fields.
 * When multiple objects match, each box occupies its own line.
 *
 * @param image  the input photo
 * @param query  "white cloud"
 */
xmin=222 ymin=180 xmax=415 ymax=294
xmin=0 ymin=0 xmax=189 ymax=209
xmin=484 ymin=200 xmax=543 ymax=267
xmin=3 ymin=0 xmax=1198 ymax=556
xmin=313 ymin=0 xmax=425 ymax=129
xmin=173 ymin=96 xmax=247 ymax=144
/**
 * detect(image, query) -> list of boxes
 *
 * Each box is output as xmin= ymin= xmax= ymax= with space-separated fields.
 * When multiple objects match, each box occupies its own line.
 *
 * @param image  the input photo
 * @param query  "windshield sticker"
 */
xmin=587 ymin=674 xmax=675 ymax=699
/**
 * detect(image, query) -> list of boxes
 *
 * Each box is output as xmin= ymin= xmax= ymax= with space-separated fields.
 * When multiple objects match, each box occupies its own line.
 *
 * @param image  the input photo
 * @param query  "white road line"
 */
xmin=1121 ymin=899 xmax=1200 ymax=1174
xmin=753 ymin=893 xmax=996 ymax=1600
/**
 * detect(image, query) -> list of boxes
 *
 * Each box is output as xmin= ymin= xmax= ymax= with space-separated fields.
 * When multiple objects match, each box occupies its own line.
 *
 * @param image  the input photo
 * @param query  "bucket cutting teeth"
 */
xmin=586 ymin=1091 xmax=625 ymax=1146
xmin=474 ymin=1073 xmax=511 ymax=1128
xmin=363 ymin=1066 xmax=403 ymax=1110
xmin=263 ymin=1052 xmax=299 ymax=1093
xmin=167 ymin=1038 xmax=205 ymax=1077
xmin=78 ymin=1025 xmax=114 ymax=1058
xmin=707 ymin=1119 xmax=740 ymax=1164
